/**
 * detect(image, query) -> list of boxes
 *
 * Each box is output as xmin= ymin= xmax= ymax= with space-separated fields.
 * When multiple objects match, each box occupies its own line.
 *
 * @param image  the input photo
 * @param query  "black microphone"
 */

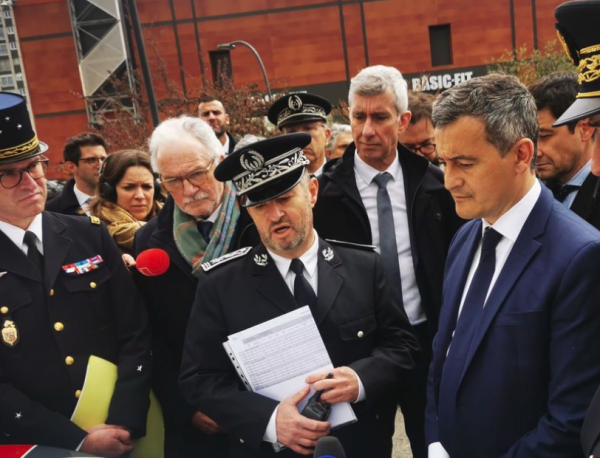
xmin=313 ymin=436 xmax=346 ymax=458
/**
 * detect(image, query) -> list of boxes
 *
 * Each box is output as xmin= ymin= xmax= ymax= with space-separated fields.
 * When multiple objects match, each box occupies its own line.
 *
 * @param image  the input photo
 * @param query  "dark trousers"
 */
xmin=397 ymin=321 xmax=432 ymax=458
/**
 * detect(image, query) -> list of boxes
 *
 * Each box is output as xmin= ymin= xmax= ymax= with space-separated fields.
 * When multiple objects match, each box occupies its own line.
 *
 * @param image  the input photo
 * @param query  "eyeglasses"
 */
xmin=408 ymin=143 xmax=436 ymax=155
xmin=0 ymin=158 xmax=49 ymax=189
xmin=160 ymin=160 xmax=215 ymax=192
xmin=78 ymin=157 xmax=106 ymax=166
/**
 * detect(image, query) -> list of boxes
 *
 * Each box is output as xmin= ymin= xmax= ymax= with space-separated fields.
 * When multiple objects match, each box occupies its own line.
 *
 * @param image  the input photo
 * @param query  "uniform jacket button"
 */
xmin=65 ymin=356 xmax=74 ymax=366
xmin=75 ymin=390 xmax=82 ymax=398
xmin=239 ymin=438 xmax=244 ymax=444
xmin=0 ymin=307 xmax=8 ymax=314
xmin=357 ymin=330 xmax=364 ymax=338
xmin=49 ymin=289 xmax=55 ymax=296
xmin=54 ymin=322 xmax=64 ymax=332
xmin=89 ymin=282 xmax=97 ymax=289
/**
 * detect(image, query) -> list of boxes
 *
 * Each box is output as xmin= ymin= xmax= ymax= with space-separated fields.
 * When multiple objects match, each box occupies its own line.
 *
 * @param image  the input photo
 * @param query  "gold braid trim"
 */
xmin=577 ymin=90 xmax=600 ymax=98
xmin=579 ymin=54 xmax=600 ymax=85
xmin=0 ymin=136 xmax=39 ymax=159
xmin=557 ymin=29 xmax=577 ymax=65
xmin=581 ymin=44 xmax=600 ymax=55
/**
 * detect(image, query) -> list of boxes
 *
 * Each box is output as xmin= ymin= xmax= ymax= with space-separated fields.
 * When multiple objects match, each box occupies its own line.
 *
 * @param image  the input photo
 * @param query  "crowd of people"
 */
xmin=1 ymin=1 xmax=600 ymax=458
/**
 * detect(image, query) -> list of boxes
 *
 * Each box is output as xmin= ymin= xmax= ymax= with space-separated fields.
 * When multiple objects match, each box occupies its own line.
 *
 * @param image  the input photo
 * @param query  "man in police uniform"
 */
xmin=267 ymin=93 xmax=332 ymax=176
xmin=0 ymin=93 xmax=151 ymax=457
xmin=180 ymin=133 xmax=419 ymax=458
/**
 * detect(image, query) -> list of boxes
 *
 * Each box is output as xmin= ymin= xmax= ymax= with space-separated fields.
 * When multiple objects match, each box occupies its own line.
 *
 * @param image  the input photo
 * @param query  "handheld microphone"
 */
xmin=313 ymin=436 xmax=346 ymax=458
xmin=136 ymin=248 xmax=170 ymax=276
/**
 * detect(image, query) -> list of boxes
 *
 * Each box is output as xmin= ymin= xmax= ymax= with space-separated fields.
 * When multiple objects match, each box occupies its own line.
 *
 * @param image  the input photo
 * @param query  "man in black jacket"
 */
xmin=134 ymin=115 xmax=259 ymax=458
xmin=45 ymin=133 xmax=108 ymax=216
xmin=198 ymin=96 xmax=237 ymax=156
xmin=313 ymin=65 xmax=463 ymax=458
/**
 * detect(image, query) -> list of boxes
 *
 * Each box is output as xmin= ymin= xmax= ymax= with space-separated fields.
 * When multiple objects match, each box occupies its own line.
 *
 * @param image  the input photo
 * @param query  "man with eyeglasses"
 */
xmin=267 ymin=93 xmax=332 ymax=176
xmin=133 ymin=115 xmax=259 ymax=458
xmin=399 ymin=91 xmax=439 ymax=166
xmin=46 ymin=132 xmax=108 ymax=216
xmin=313 ymin=66 xmax=464 ymax=458
xmin=0 ymin=92 xmax=152 ymax=456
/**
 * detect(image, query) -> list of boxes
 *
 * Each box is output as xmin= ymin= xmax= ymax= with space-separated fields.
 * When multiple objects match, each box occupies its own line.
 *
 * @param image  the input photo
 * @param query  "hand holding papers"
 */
xmin=223 ymin=306 xmax=357 ymax=429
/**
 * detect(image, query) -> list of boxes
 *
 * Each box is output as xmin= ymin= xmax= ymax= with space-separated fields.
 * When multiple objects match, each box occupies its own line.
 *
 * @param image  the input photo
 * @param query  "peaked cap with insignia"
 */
xmin=553 ymin=0 xmax=600 ymax=126
xmin=267 ymin=92 xmax=332 ymax=129
xmin=0 ymin=92 xmax=48 ymax=165
xmin=214 ymin=133 xmax=311 ymax=207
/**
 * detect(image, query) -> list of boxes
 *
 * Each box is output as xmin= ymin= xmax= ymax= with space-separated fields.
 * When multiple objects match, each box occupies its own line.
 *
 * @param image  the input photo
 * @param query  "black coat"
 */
xmin=582 ymin=384 xmax=600 ymax=457
xmin=179 ymin=239 xmax=420 ymax=458
xmin=570 ymin=172 xmax=600 ymax=231
xmin=313 ymin=144 xmax=464 ymax=337
xmin=226 ymin=132 xmax=237 ymax=156
xmin=133 ymin=196 xmax=259 ymax=458
xmin=0 ymin=212 xmax=151 ymax=448
xmin=45 ymin=179 xmax=85 ymax=216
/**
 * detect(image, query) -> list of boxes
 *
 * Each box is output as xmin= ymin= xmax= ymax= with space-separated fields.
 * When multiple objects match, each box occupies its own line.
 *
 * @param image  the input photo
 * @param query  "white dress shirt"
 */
xmin=353 ymin=150 xmax=425 ymax=325
xmin=73 ymin=183 xmax=94 ymax=216
xmin=262 ymin=231 xmax=365 ymax=444
xmin=429 ymin=179 xmax=542 ymax=458
xmin=222 ymin=134 xmax=230 ymax=155
xmin=0 ymin=213 xmax=44 ymax=255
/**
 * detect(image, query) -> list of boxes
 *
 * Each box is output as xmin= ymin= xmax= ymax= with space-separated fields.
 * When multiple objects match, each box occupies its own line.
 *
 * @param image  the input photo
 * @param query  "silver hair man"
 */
xmin=349 ymin=65 xmax=409 ymax=115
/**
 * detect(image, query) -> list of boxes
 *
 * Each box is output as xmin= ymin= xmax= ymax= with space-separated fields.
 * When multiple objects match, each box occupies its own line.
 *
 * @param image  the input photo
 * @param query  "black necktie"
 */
xmin=372 ymin=173 xmax=404 ymax=306
xmin=23 ymin=231 xmax=44 ymax=273
xmin=197 ymin=220 xmax=213 ymax=243
xmin=553 ymin=184 xmax=578 ymax=203
xmin=290 ymin=259 xmax=317 ymax=312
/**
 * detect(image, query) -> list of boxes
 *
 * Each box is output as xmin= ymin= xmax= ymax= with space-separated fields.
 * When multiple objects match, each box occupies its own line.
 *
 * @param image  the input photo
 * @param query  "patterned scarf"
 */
xmin=173 ymin=181 xmax=240 ymax=277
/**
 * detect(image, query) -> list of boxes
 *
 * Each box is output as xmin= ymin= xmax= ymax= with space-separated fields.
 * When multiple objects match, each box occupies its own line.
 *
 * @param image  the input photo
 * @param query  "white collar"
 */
xmin=73 ymin=182 xmax=94 ymax=208
xmin=353 ymin=149 xmax=401 ymax=186
xmin=482 ymin=179 xmax=541 ymax=242
xmin=0 ymin=212 xmax=43 ymax=252
xmin=267 ymin=230 xmax=320 ymax=278
xmin=222 ymin=134 xmax=230 ymax=154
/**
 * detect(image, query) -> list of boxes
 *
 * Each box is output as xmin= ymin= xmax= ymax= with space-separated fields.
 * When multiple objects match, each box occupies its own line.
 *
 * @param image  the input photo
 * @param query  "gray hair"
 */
xmin=233 ymin=134 xmax=266 ymax=152
xmin=432 ymin=74 xmax=539 ymax=166
xmin=326 ymin=123 xmax=351 ymax=151
xmin=349 ymin=65 xmax=408 ymax=114
xmin=148 ymin=115 xmax=222 ymax=172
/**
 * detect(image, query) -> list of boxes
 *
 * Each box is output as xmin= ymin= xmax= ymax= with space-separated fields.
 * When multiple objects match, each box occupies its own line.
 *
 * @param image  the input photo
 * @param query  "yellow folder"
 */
xmin=71 ymin=355 xmax=164 ymax=458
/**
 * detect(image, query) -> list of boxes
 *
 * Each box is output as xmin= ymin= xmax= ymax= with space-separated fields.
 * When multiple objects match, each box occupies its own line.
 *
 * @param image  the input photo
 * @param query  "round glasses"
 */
xmin=0 ymin=158 xmax=49 ymax=189
xmin=77 ymin=156 xmax=106 ymax=166
xmin=160 ymin=160 xmax=215 ymax=192
xmin=409 ymin=143 xmax=437 ymax=156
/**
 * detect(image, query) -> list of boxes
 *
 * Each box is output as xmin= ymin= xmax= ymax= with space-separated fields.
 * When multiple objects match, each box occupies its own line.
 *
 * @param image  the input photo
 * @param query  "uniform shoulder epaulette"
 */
xmin=325 ymin=239 xmax=376 ymax=251
xmin=90 ymin=216 xmax=101 ymax=225
xmin=201 ymin=247 xmax=252 ymax=272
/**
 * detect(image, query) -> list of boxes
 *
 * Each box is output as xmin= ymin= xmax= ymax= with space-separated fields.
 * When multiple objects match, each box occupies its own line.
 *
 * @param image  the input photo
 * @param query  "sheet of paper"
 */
xmin=225 ymin=306 xmax=356 ymax=428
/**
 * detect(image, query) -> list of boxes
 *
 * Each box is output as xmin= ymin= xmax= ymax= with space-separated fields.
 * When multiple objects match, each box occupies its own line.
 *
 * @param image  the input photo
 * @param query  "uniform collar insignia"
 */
xmin=254 ymin=253 xmax=268 ymax=266
xmin=322 ymin=247 xmax=334 ymax=262
xmin=0 ymin=272 xmax=6 ymax=279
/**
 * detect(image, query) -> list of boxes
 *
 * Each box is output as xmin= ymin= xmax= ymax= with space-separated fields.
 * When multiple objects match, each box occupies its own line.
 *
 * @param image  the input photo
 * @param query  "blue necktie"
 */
xmin=440 ymin=227 xmax=503 ymax=397
xmin=373 ymin=173 xmax=404 ymax=307
xmin=197 ymin=220 xmax=213 ymax=243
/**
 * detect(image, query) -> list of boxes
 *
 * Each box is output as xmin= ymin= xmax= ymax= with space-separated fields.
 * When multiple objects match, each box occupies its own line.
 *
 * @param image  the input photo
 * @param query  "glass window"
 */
xmin=3 ymin=10 xmax=11 ymax=19
xmin=1 ymin=75 xmax=14 ymax=88
xmin=0 ymin=44 xmax=7 ymax=56
xmin=429 ymin=24 xmax=453 ymax=67
xmin=9 ymin=41 xmax=17 ymax=50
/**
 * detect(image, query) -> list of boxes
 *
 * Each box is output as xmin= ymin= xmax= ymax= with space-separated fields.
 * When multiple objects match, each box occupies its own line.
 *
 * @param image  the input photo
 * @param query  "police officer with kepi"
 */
xmin=268 ymin=93 xmax=332 ymax=176
xmin=180 ymin=133 xmax=419 ymax=458
xmin=0 ymin=92 xmax=152 ymax=457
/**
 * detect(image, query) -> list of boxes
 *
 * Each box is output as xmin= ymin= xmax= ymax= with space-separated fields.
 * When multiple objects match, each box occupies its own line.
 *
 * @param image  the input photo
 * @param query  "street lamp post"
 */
xmin=217 ymin=41 xmax=272 ymax=100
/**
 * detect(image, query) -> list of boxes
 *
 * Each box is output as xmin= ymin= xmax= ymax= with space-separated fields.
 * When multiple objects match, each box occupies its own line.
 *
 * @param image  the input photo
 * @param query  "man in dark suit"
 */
xmin=529 ymin=71 xmax=599 ymax=228
xmin=134 ymin=115 xmax=259 ymax=458
xmin=179 ymin=133 xmax=419 ymax=458
xmin=313 ymin=65 xmax=463 ymax=458
xmin=0 ymin=93 xmax=151 ymax=456
xmin=198 ymin=96 xmax=237 ymax=155
xmin=551 ymin=2 xmax=600 ymax=457
xmin=426 ymin=73 xmax=600 ymax=458
xmin=45 ymin=133 xmax=108 ymax=216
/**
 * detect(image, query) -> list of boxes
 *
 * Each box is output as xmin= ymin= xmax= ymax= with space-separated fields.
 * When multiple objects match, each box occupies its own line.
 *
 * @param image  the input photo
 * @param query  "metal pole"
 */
xmin=126 ymin=0 xmax=160 ymax=127
xmin=231 ymin=41 xmax=273 ymax=100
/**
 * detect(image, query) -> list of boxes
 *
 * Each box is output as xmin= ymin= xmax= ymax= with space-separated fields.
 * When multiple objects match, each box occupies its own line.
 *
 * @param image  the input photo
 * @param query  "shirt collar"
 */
xmin=267 ymin=230 xmax=320 ymax=278
xmin=353 ymin=149 xmax=401 ymax=187
xmin=565 ymin=160 xmax=591 ymax=187
xmin=73 ymin=183 xmax=94 ymax=207
xmin=222 ymin=134 xmax=230 ymax=154
xmin=482 ymin=179 xmax=541 ymax=242
xmin=0 ymin=213 xmax=43 ymax=251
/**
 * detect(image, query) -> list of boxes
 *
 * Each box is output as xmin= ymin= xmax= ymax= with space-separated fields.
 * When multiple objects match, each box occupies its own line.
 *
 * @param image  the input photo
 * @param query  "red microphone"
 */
xmin=136 ymin=248 xmax=170 ymax=276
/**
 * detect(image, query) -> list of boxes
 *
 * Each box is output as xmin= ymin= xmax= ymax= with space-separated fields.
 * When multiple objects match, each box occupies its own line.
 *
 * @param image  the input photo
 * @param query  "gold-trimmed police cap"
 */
xmin=214 ymin=133 xmax=311 ymax=207
xmin=553 ymin=0 xmax=600 ymax=126
xmin=267 ymin=93 xmax=332 ymax=130
xmin=0 ymin=92 xmax=48 ymax=165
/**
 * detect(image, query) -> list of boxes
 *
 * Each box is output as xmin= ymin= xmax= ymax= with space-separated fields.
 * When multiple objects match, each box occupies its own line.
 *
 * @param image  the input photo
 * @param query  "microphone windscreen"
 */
xmin=313 ymin=436 xmax=346 ymax=458
xmin=136 ymin=248 xmax=170 ymax=276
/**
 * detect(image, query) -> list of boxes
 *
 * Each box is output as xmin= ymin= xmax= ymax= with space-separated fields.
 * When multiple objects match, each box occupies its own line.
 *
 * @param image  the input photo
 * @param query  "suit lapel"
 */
xmin=0 ymin=230 xmax=41 ymax=283
xmin=42 ymin=212 xmax=72 ymax=291
xmin=314 ymin=239 xmax=343 ymax=326
xmin=570 ymin=172 xmax=598 ymax=222
xmin=253 ymin=245 xmax=297 ymax=314
xmin=459 ymin=188 xmax=551 ymax=384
